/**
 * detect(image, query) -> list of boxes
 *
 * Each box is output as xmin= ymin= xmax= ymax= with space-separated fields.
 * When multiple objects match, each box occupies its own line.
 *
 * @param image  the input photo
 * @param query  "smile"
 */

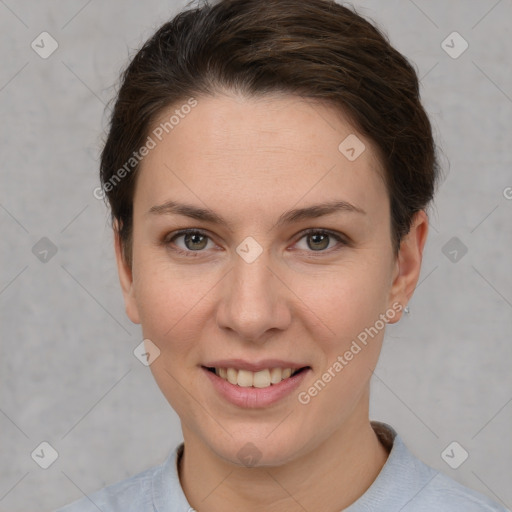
xmin=202 ymin=365 xmax=311 ymax=408
xmin=205 ymin=366 xmax=307 ymax=388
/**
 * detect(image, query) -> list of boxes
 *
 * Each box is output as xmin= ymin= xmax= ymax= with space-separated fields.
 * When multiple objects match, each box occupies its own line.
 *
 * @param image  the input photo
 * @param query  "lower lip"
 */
xmin=202 ymin=367 xmax=310 ymax=408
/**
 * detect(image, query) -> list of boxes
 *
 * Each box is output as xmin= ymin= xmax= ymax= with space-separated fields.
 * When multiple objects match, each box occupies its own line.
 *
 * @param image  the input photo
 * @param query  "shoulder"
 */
xmin=54 ymin=463 xmax=158 ymax=512
xmin=55 ymin=443 xmax=191 ymax=512
xmin=368 ymin=422 xmax=510 ymax=512
xmin=407 ymin=469 xmax=510 ymax=512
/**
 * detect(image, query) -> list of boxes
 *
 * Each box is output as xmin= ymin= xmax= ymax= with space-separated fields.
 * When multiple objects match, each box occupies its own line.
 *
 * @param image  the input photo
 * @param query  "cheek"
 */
xmin=296 ymin=287 xmax=385 ymax=422
xmin=293 ymin=258 xmax=391 ymax=337
xmin=293 ymin=259 xmax=391 ymax=393
xmin=134 ymin=265 xmax=210 ymax=419
xmin=132 ymin=258 xmax=214 ymax=354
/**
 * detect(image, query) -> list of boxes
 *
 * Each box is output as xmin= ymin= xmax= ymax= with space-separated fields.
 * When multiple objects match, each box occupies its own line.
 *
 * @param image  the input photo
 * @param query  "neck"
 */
xmin=178 ymin=402 xmax=389 ymax=511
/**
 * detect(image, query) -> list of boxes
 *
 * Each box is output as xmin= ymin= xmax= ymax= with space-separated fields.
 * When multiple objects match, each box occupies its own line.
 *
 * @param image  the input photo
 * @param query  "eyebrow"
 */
xmin=147 ymin=199 xmax=366 ymax=231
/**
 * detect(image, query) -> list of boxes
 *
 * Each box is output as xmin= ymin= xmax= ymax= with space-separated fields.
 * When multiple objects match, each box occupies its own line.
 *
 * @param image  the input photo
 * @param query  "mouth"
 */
xmin=201 ymin=363 xmax=312 ymax=408
xmin=202 ymin=366 xmax=310 ymax=388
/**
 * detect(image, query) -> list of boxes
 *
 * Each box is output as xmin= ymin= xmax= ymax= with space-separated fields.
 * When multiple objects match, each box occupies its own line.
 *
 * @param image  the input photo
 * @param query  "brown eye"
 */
xmin=181 ymin=232 xmax=209 ymax=251
xmin=295 ymin=229 xmax=346 ymax=254
xmin=165 ymin=229 xmax=213 ymax=256
xmin=307 ymin=232 xmax=331 ymax=251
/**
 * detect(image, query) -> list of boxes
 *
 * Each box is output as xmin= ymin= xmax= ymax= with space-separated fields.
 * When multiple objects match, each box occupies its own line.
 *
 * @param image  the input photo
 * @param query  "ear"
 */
xmin=113 ymin=220 xmax=141 ymax=324
xmin=387 ymin=210 xmax=429 ymax=324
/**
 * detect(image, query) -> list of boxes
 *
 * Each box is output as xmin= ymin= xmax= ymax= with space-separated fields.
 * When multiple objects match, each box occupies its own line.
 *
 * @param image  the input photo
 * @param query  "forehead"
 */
xmin=134 ymin=92 xmax=388 ymax=222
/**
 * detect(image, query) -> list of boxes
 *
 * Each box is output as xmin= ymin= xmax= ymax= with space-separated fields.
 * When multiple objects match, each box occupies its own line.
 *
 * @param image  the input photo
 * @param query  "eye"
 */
xmin=165 ymin=229 xmax=215 ymax=257
xmin=164 ymin=228 xmax=347 ymax=258
xmin=294 ymin=229 xmax=346 ymax=254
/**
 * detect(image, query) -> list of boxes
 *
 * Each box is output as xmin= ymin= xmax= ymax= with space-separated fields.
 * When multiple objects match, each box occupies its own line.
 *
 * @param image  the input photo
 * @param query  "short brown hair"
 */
xmin=100 ymin=0 xmax=439 ymax=267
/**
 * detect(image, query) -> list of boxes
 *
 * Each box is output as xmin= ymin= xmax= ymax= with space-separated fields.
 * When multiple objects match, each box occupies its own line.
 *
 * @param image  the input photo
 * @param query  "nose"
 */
xmin=216 ymin=248 xmax=292 ymax=342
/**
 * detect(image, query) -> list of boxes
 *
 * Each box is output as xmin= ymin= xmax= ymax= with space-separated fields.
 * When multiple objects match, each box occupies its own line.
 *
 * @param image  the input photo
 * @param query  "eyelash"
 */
xmin=163 ymin=228 xmax=348 ymax=258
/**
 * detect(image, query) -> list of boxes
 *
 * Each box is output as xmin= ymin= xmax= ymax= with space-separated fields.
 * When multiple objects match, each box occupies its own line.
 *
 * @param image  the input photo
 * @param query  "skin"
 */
xmin=114 ymin=91 xmax=429 ymax=511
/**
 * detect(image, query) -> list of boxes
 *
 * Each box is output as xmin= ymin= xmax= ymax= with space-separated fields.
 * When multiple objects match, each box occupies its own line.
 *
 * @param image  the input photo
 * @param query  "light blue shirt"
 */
xmin=55 ymin=421 xmax=509 ymax=511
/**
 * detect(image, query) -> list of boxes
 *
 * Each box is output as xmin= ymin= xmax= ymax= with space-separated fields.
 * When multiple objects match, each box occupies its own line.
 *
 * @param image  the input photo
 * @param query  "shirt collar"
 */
xmin=151 ymin=441 xmax=190 ymax=511
xmin=151 ymin=421 xmax=437 ymax=511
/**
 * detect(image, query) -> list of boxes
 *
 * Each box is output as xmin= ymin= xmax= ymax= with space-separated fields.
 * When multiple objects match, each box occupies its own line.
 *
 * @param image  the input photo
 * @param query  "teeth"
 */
xmin=237 ymin=369 xmax=253 ymax=387
xmin=213 ymin=367 xmax=301 ymax=388
xmin=270 ymin=367 xmax=283 ymax=384
xmin=226 ymin=367 xmax=238 ymax=385
xmin=253 ymin=369 xmax=271 ymax=388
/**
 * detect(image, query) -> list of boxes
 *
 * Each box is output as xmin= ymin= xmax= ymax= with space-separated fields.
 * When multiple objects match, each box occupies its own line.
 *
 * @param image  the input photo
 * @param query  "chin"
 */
xmin=209 ymin=434 xmax=303 ymax=469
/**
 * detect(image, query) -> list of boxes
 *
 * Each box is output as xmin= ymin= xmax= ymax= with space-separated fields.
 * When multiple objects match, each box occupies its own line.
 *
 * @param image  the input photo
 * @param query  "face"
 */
xmin=115 ymin=92 xmax=427 ymax=467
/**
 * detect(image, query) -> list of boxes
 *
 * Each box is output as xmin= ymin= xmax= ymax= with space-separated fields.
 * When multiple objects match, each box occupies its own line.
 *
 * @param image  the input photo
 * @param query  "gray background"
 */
xmin=0 ymin=0 xmax=511 ymax=510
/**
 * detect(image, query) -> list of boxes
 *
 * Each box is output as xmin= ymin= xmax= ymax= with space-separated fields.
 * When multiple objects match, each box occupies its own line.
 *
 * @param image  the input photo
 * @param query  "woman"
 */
xmin=57 ymin=0 xmax=508 ymax=510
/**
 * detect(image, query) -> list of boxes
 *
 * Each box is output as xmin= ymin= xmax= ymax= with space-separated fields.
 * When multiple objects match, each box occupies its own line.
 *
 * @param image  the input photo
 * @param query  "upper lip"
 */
xmin=202 ymin=359 xmax=310 ymax=372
